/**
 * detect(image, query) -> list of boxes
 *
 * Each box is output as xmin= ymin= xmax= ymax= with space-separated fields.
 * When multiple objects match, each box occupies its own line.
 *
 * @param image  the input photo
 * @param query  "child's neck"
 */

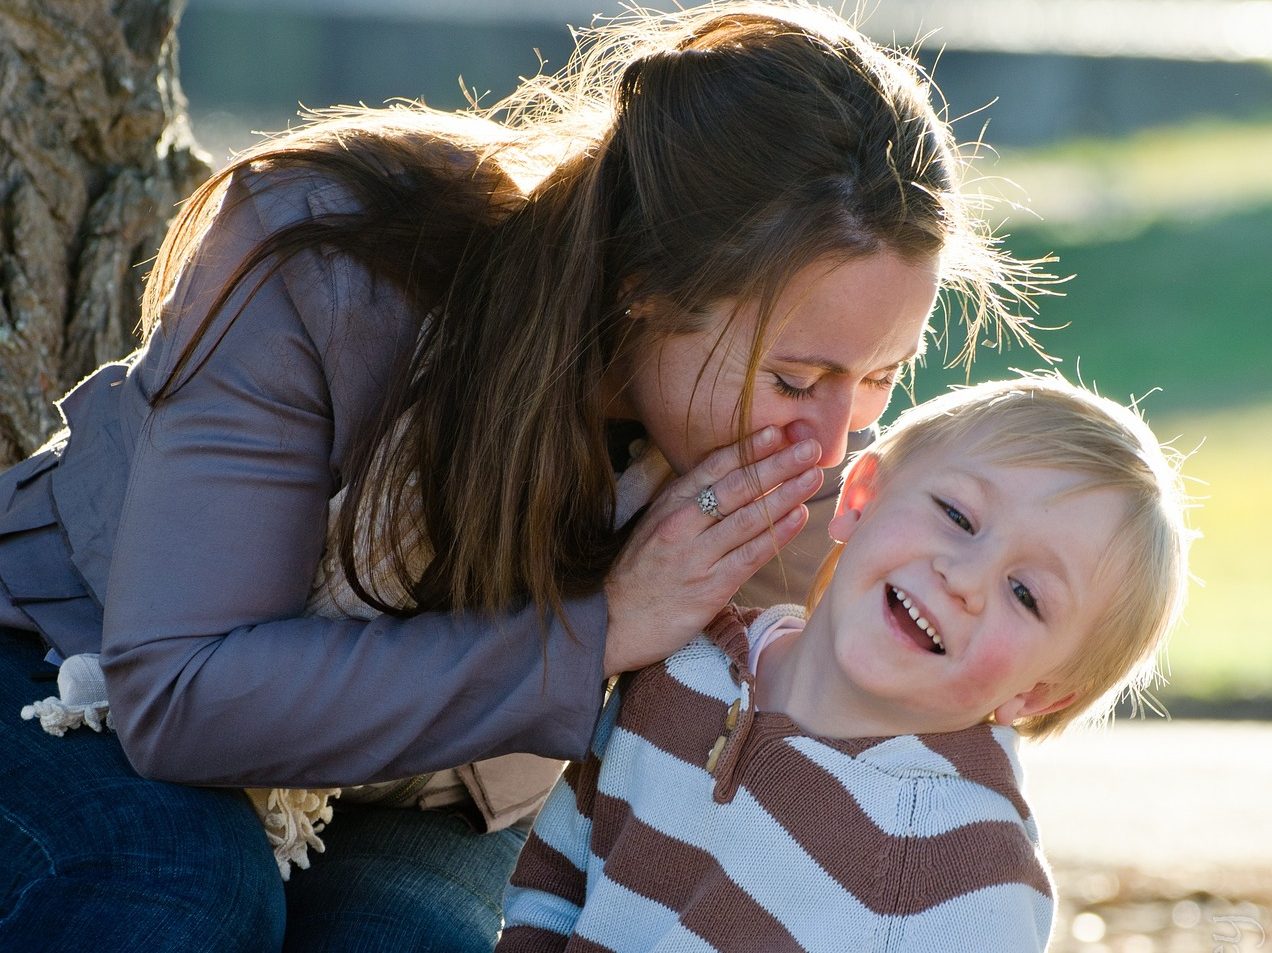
xmin=754 ymin=613 xmax=960 ymax=740
xmin=752 ymin=624 xmax=805 ymax=719
xmin=752 ymin=619 xmax=884 ymax=738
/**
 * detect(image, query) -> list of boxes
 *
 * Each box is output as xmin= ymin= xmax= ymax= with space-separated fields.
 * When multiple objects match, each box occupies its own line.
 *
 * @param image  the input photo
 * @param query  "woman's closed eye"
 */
xmin=774 ymin=362 xmax=903 ymax=400
xmin=863 ymin=361 xmax=906 ymax=392
xmin=773 ymin=374 xmax=815 ymax=400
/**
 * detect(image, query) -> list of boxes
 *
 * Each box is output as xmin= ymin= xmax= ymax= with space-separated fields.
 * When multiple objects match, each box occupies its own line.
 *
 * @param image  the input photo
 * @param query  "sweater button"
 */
xmin=725 ymin=699 xmax=741 ymax=730
xmin=705 ymin=734 xmax=727 ymax=774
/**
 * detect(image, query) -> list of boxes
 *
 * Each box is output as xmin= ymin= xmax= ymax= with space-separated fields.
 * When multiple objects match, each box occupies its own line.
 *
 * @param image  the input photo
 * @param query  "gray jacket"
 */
xmin=0 ymin=166 xmax=607 ymax=789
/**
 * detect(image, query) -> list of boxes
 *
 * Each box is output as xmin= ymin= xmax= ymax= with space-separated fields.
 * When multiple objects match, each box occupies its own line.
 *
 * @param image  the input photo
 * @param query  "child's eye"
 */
xmin=773 ymin=375 xmax=815 ymax=401
xmin=937 ymin=498 xmax=974 ymax=533
xmin=1011 ymin=579 xmax=1041 ymax=617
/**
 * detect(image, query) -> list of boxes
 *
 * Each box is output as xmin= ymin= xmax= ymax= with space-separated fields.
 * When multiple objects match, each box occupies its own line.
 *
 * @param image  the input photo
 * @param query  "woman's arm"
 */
xmin=101 ymin=167 xmax=608 ymax=787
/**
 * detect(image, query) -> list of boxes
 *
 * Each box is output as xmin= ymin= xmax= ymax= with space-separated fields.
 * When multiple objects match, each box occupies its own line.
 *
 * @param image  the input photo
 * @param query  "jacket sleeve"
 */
xmin=99 ymin=166 xmax=607 ymax=787
xmin=497 ymin=685 xmax=621 ymax=951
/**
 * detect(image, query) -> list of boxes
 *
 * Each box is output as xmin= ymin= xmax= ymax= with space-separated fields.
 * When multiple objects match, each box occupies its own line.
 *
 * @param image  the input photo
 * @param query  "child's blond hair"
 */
xmin=808 ymin=374 xmax=1193 ymax=739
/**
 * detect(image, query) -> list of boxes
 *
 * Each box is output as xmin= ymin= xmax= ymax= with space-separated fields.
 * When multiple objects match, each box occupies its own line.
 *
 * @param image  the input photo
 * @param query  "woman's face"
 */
xmin=616 ymin=249 xmax=940 ymax=474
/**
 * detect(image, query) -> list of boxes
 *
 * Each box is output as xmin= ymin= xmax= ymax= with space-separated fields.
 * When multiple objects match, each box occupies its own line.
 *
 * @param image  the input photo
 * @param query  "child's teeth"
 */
xmin=892 ymin=585 xmax=943 ymax=648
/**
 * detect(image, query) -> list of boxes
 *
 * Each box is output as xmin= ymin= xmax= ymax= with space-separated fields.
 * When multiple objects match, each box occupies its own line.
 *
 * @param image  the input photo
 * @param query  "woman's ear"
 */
xmin=626 ymin=294 xmax=681 ymax=332
xmin=827 ymin=452 xmax=879 ymax=543
xmin=620 ymin=275 xmax=662 ymax=322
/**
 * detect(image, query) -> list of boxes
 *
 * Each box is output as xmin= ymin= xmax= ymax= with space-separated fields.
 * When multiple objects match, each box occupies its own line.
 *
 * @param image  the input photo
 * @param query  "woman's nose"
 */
xmin=785 ymin=420 xmax=850 ymax=469
xmin=932 ymin=553 xmax=986 ymax=615
xmin=785 ymin=397 xmax=856 ymax=469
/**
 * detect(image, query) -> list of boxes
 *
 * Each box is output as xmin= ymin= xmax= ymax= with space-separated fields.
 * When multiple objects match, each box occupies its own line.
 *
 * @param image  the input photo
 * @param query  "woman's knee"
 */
xmin=282 ymin=809 xmax=526 ymax=953
xmin=0 ymin=804 xmax=57 ymax=922
xmin=91 ymin=782 xmax=286 ymax=948
xmin=0 ymin=773 xmax=285 ymax=952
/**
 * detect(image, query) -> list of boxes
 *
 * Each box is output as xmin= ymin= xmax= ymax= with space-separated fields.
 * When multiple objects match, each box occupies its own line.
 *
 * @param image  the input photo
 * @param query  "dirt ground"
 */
xmin=1019 ymin=720 xmax=1271 ymax=952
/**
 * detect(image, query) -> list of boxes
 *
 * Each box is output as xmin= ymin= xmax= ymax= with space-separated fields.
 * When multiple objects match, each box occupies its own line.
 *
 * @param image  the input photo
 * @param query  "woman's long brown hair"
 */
xmin=139 ymin=2 xmax=1054 ymax=624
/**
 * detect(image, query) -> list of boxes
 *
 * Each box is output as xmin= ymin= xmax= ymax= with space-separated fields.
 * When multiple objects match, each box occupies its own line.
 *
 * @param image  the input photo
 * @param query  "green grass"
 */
xmin=1154 ymin=402 xmax=1272 ymax=699
xmin=907 ymin=202 xmax=1272 ymax=419
xmin=973 ymin=119 xmax=1272 ymax=241
xmin=888 ymin=120 xmax=1272 ymax=704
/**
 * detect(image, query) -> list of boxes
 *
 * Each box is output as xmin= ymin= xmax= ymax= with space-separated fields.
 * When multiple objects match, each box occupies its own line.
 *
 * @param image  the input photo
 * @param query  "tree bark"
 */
xmin=0 ymin=0 xmax=209 ymax=465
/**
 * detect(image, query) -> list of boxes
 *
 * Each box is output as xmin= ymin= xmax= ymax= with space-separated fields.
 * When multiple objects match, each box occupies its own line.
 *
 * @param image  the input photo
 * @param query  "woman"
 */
xmin=0 ymin=2 xmax=1046 ymax=950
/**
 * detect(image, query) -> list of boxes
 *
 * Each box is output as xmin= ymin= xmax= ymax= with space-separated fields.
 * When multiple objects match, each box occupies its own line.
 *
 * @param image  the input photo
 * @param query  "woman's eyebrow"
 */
xmin=769 ymin=342 xmax=925 ymax=375
xmin=769 ymin=354 xmax=851 ymax=375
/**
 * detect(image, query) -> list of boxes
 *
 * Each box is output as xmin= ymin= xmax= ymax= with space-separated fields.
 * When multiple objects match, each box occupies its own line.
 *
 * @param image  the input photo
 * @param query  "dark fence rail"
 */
xmin=178 ymin=1 xmax=1272 ymax=159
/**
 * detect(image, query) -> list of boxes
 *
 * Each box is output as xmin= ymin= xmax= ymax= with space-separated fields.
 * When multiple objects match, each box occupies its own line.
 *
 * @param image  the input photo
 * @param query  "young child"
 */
xmin=496 ymin=375 xmax=1191 ymax=953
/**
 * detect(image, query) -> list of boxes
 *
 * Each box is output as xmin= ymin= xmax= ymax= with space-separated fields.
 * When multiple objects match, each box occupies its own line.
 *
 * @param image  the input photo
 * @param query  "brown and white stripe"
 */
xmin=499 ymin=605 xmax=1054 ymax=953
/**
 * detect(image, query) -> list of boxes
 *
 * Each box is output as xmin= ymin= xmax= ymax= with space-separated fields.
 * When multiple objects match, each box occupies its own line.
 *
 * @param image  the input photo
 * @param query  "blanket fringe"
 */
xmin=245 ymin=787 xmax=342 ymax=881
xmin=21 ymin=652 xmax=113 ymax=736
xmin=21 ymin=695 xmax=113 ymax=735
xmin=19 ymin=651 xmax=341 ymax=880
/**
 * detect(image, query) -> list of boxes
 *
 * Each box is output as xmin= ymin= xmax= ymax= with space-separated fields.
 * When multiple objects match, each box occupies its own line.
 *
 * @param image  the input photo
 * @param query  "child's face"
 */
xmin=811 ymin=440 xmax=1127 ymax=735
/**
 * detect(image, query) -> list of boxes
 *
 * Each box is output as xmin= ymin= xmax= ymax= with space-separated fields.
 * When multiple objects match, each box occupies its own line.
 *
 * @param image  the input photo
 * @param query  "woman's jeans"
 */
xmin=0 ymin=627 xmax=527 ymax=952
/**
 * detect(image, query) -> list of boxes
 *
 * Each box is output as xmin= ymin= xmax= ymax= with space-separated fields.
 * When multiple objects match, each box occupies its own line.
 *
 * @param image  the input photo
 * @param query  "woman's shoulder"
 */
xmin=219 ymin=159 xmax=415 ymax=344
xmin=231 ymin=159 xmax=372 ymax=236
xmin=231 ymin=111 xmax=507 ymax=227
xmin=141 ymin=155 xmax=421 ymax=421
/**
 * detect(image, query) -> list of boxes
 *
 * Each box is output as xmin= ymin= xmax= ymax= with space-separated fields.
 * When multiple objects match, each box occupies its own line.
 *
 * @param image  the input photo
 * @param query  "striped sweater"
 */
xmin=498 ymin=605 xmax=1054 ymax=953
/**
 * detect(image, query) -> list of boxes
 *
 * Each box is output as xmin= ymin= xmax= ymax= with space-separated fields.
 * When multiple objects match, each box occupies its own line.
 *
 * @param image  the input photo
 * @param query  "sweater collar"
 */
xmin=702 ymin=602 xmax=1032 ymax=822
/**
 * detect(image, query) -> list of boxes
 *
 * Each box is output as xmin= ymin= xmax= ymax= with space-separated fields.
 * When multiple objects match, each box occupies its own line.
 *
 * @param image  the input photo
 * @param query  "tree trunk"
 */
xmin=0 ymin=0 xmax=209 ymax=465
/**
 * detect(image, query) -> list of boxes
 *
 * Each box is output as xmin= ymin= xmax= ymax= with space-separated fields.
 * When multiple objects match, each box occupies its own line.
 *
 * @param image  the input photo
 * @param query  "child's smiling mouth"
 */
xmin=887 ymin=585 xmax=945 ymax=654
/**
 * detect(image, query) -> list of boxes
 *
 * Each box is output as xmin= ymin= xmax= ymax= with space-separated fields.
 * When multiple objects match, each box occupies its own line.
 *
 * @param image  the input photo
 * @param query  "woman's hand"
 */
xmin=602 ymin=426 xmax=824 ymax=676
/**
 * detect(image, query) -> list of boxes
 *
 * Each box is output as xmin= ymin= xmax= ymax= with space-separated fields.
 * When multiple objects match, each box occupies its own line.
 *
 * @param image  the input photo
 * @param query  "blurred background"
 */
xmin=175 ymin=1 xmax=1270 ymax=949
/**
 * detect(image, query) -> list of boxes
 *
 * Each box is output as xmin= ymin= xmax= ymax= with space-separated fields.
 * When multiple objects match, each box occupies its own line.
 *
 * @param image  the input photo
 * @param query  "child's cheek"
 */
xmin=948 ymin=645 xmax=1016 ymax=709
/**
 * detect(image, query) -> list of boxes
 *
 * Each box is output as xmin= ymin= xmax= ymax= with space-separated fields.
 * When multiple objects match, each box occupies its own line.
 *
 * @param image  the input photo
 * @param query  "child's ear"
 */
xmin=828 ymin=452 xmax=879 ymax=543
xmin=992 ymin=683 xmax=1077 ymax=726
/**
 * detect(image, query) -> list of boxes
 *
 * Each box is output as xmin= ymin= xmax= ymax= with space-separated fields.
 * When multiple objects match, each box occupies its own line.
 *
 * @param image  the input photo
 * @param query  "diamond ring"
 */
xmin=696 ymin=485 xmax=724 ymax=520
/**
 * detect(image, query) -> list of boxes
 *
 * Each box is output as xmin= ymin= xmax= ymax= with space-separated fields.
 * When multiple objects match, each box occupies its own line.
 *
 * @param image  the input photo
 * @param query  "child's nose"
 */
xmin=932 ymin=553 xmax=986 ymax=614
